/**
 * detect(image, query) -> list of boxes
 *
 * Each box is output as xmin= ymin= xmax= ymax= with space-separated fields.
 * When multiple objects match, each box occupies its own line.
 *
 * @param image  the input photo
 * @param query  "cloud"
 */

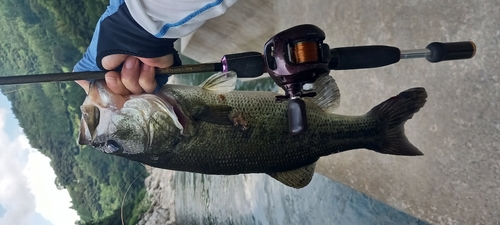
xmin=0 ymin=108 xmax=80 ymax=225
xmin=0 ymin=109 xmax=36 ymax=225
xmin=23 ymin=147 xmax=79 ymax=225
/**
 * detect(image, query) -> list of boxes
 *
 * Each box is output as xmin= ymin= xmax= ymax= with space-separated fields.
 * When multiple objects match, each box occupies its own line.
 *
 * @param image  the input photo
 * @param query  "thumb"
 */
xmin=101 ymin=54 xmax=129 ymax=70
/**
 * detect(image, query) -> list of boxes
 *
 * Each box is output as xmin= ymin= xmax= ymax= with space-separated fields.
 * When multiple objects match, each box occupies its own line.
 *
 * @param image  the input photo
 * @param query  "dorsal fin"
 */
xmin=307 ymin=75 xmax=340 ymax=113
xmin=268 ymin=162 xmax=316 ymax=189
xmin=199 ymin=71 xmax=237 ymax=93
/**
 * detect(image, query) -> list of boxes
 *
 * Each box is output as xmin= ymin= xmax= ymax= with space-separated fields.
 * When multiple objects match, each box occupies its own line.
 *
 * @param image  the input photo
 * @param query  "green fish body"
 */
xmin=79 ymin=72 xmax=427 ymax=188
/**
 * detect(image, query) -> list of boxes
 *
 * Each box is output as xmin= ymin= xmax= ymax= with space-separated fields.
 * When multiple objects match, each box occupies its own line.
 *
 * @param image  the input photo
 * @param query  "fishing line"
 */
xmin=292 ymin=41 xmax=319 ymax=64
xmin=121 ymin=171 xmax=146 ymax=225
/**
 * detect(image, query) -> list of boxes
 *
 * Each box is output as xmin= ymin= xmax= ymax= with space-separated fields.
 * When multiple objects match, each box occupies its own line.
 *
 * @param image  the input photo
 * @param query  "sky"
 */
xmin=0 ymin=93 xmax=80 ymax=225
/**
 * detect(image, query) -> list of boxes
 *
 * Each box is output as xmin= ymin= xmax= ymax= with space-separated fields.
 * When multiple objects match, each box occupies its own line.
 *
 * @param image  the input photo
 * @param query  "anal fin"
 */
xmin=268 ymin=162 xmax=316 ymax=189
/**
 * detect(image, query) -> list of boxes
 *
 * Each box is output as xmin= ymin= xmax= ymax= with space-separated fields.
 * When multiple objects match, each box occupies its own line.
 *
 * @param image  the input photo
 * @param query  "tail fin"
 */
xmin=368 ymin=87 xmax=427 ymax=156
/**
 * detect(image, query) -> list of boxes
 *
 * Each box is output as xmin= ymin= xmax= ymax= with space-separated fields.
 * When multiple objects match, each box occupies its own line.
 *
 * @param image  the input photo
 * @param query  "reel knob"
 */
xmin=287 ymin=98 xmax=308 ymax=135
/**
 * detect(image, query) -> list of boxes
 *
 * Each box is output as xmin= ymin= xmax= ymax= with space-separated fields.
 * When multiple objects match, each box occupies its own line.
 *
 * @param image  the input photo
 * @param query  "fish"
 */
xmin=78 ymin=72 xmax=427 ymax=188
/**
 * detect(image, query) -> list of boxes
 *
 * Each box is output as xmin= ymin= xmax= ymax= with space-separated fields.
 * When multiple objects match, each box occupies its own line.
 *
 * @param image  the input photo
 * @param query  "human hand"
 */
xmin=76 ymin=54 xmax=174 ymax=94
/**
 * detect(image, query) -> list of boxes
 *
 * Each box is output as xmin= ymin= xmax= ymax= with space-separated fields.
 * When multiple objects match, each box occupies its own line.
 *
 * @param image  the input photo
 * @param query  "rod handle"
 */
xmin=221 ymin=52 xmax=265 ymax=78
xmin=426 ymin=41 xmax=476 ymax=63
xmin=329 ymin=46 xmax=401 ymax=70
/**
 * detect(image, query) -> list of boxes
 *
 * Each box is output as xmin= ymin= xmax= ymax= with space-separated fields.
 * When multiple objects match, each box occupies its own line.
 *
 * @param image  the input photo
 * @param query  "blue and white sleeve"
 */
xmin=73 ymin=0 xmax=238 ymax=84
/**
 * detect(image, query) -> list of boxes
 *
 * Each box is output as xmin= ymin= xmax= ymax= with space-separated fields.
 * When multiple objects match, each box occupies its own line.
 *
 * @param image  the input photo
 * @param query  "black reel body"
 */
xmin=264 ymin=24 xmax=331 ymax=134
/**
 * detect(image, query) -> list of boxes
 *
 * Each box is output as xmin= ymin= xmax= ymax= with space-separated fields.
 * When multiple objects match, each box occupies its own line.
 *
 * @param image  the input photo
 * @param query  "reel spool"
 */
xmin=264 ymin=24 xmax=331 ymax=135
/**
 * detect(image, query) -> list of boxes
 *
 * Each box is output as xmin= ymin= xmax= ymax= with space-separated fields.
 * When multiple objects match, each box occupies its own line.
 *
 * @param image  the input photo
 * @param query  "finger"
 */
xmin=138 ymin=64 xmax=157 ymax=93
xmin=75 ymin=80 xmax=90 ymax=94
xmin=101 ymin=54 xmax=128 ymax=70
xmin=138 ymin=54 xmax=174 ymax=68
xmin=120 ymin=56 xmax=144 ymax=94
xmin=105 ymin=71 xmax=131 ymax=95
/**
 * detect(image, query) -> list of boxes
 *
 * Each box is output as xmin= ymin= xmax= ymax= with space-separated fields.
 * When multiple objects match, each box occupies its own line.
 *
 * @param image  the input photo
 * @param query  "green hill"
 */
xmin=0 ymin=1 xmax=148 ymax=224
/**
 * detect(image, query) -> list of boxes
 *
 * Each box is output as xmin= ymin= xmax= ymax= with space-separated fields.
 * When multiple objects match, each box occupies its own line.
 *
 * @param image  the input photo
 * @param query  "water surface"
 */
xmin=174 ymin=173 xmax=429 ymax=225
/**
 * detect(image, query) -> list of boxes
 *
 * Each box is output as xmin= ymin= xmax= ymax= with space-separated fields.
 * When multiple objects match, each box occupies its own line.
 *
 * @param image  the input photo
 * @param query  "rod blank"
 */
xmin=0 ymin=63 xmax=220 ymax=85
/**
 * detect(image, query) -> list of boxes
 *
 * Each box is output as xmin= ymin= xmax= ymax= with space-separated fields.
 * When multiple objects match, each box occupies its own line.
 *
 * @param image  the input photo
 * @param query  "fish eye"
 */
xmin=104 ymin=140 xmax=123 ymax=154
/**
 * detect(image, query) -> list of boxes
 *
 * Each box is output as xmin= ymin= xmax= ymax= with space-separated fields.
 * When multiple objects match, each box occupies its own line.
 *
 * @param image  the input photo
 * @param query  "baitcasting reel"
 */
xmin=263 ymin=24 xmax=331 ymax=135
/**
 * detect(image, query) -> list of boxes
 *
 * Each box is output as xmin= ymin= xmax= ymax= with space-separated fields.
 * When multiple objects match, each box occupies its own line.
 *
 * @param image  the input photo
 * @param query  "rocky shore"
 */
xmin=137 ymin=167 xmax=176 ymax=225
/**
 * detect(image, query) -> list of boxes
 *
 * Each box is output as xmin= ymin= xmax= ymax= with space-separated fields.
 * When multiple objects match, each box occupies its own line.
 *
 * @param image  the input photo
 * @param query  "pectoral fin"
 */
xmin=268 ymin=162 xmax=316 ymax=189
xmin=193 ymin=105 xmax=233 ymax=125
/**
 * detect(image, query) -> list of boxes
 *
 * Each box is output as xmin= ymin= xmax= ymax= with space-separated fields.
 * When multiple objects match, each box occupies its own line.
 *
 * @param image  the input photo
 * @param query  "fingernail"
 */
xmin=125 ymin=57 xmax=136 ymax=69
xmin=105 ymin=76 xmax=117 ymax=87
xmin=142 ymin=64 xmax=151 ymax=71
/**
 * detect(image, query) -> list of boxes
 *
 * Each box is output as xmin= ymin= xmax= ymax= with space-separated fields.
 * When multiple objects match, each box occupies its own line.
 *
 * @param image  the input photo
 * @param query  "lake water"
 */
xmin=165 ymin=57 xmax=429 ymax=225
xmin=173 ymin=172 xmax=428 ymax=225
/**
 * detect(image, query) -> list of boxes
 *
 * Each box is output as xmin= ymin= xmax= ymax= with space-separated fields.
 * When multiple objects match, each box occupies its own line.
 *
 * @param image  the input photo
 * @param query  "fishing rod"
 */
xmin=0 ymin=24 xmax=476 ymax=134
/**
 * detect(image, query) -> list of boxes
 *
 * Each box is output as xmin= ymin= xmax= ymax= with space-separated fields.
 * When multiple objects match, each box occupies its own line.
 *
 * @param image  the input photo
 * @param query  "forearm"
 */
xmin=73 ymin=0 xmax=238 ymax=73
xmin=126 ymin=0 xmax=239 ymax=38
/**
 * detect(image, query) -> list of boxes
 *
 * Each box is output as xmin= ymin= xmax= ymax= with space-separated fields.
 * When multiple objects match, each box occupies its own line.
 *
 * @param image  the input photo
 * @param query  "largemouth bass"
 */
xmin=78 ymin=72 xmax=427 ymax=188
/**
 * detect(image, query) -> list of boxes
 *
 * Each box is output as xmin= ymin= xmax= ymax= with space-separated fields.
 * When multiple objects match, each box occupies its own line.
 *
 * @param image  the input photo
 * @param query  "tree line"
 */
xmin=0 ymin=0 xmax=149 ymax=223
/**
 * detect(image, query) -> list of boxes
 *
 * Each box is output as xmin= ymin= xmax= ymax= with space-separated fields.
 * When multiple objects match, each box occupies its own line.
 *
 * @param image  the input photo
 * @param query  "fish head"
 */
xmin=78 ymin=80 xmax=186 ymax=159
